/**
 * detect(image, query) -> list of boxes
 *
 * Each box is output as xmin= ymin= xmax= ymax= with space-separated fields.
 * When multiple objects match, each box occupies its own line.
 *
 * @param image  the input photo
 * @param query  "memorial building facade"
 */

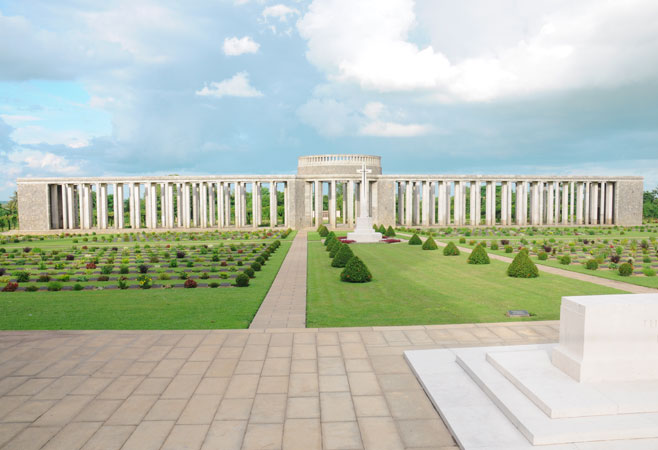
xmin=16 ymin=154 xmax=643 ymax=232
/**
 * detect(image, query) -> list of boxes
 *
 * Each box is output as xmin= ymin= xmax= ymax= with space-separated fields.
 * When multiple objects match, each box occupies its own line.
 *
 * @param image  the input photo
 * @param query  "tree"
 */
xmin=6 ymin=191 xmax=17 ymax=215
xmin=643 ymin=187 xmax=658 ymax=220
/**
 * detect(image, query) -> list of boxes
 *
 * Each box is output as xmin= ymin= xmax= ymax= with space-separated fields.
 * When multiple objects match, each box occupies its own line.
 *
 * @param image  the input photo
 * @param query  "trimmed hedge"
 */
xmin=559 ymin=255 xmax=571 ymax=265
xmin=235 ymin=273 xmax=250 ymax=287
xmin=340 ymin=256 xmax=372 ymax=283
xmin=385 ymin=226 xmax=396 ymax=237
xmin=507 ymin=249 xmax=539 ymax=278
xmin=467 ymin=244 xmax=490 ymax=264
xmin=585 ymin=259 xmax=598 ymax=270
xmin=378 ymin=224 xmax=386 ymax=234
xmin=422 ymin=236 xmax=438 ymax=250
xmin=318 ymin=225 xmax=329 ymax=237
xmin=618 ymin=262 xmax=633 ymax=277
xmin=329 ymin=241 xmax=342 ymax=258
xmin=443 ymin=242 xmax=460 ymax=256
xmin=408 ymin=234 xmax=422 ymax=245
xmin=332 ymin=244 xmax=354 ymax=268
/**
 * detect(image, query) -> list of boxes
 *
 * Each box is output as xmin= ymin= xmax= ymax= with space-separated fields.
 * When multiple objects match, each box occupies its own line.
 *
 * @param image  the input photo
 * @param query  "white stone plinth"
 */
xmin=347 ymin=217 xmax=382 ymax=243
xmin=551 ymin=294 xmax=658 ymax=382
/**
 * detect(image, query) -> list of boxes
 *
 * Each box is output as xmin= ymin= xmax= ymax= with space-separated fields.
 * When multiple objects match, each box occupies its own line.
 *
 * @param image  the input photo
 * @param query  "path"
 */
xmin=399 ymin=232 xmax=656 ymax=294
xmin=250 ymin=231 xmax=308 ymax=329
xmin=0 ymin=322 xmax=558 ymax=450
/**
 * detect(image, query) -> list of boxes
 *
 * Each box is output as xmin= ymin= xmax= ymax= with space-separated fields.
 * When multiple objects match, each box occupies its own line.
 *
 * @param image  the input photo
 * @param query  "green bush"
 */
xmin=618 ymin=263 xmax=633 ymax=277
xmin=235 ymin=273 xmax=249 ymax=287
xmin=507 ymin=249 xmax=539 ymax=278
xmin=378 ymin=224 xmax=386 ymax=234
xmin=340 ymin=256 xmax=372 ymax=283
xmin=73 ymin=283 xmax=84 ymax=291
xmin=504 ymin=245 xmax=513 ymax=253
xmin=642 ymin=267 xmax=656 ymax=277
xmin=324 ymin=232 xmax=336 ymax=247
xmin=385 ymin=226 xmax=396 ymax=237
xmin=408 ymin=234 xmax=422 ymax=245
xmin=243 ymin=267 xmax=255 ymax=278
xmin=318 ymin=225 xmax=329 ymax=237
xmin=47 ymin=282 xmax=62 ymax=291
xmin=467 ymin=245 xmax=490 ymax=264
xmin=559 ymin=255 xmax=571 ymax=265
xmin=538 ymin=252 xmax=548 ymax=261
xmin=209 ymin=282 xmax=220 ymax=288
xmin=490 ymin=243 xmax=499 ymax=250
xmin=459 ymin=237 xmax=466 ymax=244
xmin=251 ymin=262 xmax=261 ymax=271
xmin=329 ymin=241 xmax=343 ymax=258
xmin=14 ymin=271 xmax=29 ymax=282
xmin=422 ymin=236 xmax=438 ymax=250
xmin=443 ymin=242 xmax=460 ymax=256
xmin=25 ymin=285 xmax=39 ymax=292
xmin=585 ymin=259 xmax=599 ymax=270
xmin=331 ymin=244 xmax=354 ymax=268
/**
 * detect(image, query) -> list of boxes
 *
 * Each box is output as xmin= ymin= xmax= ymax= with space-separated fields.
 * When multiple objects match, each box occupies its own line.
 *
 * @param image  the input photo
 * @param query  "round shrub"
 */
xmin=618 ymin=262 xmax=633 ymax=277
xmin=507 ymin=249 xmax=539 ymax=278
xmin=467 ymin=245 xmax=490 ymax=264
xmin=235 ymin=273 xmax=250 ymax=287
xmin=73 ymin=283 xmax=84 ymax=291
xmin=209 ymin=282 xmax=220 ymax=288
xmin=490 ymin=243 xmax=499 ymax=250
xmin=244 ymin=267 xmax=255 ymax=278
xmin=331 ymin=244 xmax=354 ymax=268
xmin=422 ymin=236 xmax=438 ymax=250
xmin=385 ymin=226 xmax=396 ymax=237
xmin=119 ymin=265 xmax=130 ymax=274
xmin=585 ymin=259 xmax=599 ymax=270
xmin=25 ymin=285 xmax=39 ymax=292
xmin=137 ymin=275 xmax=152 ymax=289
xmin=559 ymin=255 xmax=571 ymax=265
xmin=459 ymin=237 xmax=466 ymax=244
xmin=2 ymin=282 xmax=19 ymax=292
xmin=538 ymin=252 xmax=548 ymax=261
xmin=340 ymin=256 xmax=372 ymax=283
xmin=37 ymin=274 xmax=51 ymax=283
xmin=47 ymin=282 xmax=62 ymax=292
xmin=504 ymin=245 xmax=513 ymax=253
xmin=184 ymin=278 xmax=198 ymax=288
xmin=14 ymin=271 xmax=30 ymax=282
xmin=251 ymin=262 xmax=262 ymax=271
xmin=643 ymin=267 xmax=656 ymax=277
xmin=176 ymin=251 xmax=186 ymax=259
xmin=408 ymin=234 xmax=422 ymax=245
xmin=101 ymin=265 xmax=113 ymax=275
xmin=443 ymin=242 xmax=460 ymax=256
xmin=138 ymin=264 xmax=149 ymax=274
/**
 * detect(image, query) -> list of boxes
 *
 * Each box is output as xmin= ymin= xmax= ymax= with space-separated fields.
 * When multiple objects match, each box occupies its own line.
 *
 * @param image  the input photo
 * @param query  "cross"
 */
xmin=357 ymin=163 xmax=372 ymax=218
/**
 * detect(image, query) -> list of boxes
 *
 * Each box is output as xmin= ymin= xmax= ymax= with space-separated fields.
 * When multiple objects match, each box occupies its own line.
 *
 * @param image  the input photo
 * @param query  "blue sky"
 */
xmin=1 ymin=0 xmax=657 ymax=199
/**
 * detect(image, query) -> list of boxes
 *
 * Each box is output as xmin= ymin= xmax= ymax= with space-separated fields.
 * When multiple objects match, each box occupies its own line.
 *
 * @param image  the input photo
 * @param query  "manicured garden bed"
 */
xmin=306 ymin=241 xmax=625 ymax=327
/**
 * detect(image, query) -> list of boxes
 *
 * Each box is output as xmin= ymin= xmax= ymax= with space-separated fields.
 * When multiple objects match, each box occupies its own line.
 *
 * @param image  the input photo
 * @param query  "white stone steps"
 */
xmin=454 ymin=347 xmax=658 ymax=446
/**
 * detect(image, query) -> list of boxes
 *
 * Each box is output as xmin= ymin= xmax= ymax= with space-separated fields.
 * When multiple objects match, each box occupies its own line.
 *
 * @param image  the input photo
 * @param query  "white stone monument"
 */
xmin=405 ymin=294 xmax=658 ymax=448
xmin=347 ymin=163 xmax=382 ymax=243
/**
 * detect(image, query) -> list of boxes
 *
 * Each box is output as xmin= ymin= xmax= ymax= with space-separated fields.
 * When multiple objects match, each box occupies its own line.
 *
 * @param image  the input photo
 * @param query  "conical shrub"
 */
xmin=318 ymin=225 xmax=329 ymax=237
xmin=467 ymin=244 xmax=490 ymax=264
xmin=408 ymin=234 xmax=422 ymax=245
xmin=340 ymin=256 xmax=372 ymax=283
xmin=422 ymin=235 xmax=438 ymax=250
xmin=385 ymin=226 xmax=396 ymax=237
xmin=507 ymin=249 xmax=539 ymax=278
xmin=331 ymin=244 xmax=354 ymax=268
xmin=329 ymin=241 xmax=342 ymax=258
xmin=324 ymin=232 xmax=337 ymax=249
xmin=378 ymin=224 xmax=386 ymax=234
xmin=443 ymin=242 xmax=460 ymax=256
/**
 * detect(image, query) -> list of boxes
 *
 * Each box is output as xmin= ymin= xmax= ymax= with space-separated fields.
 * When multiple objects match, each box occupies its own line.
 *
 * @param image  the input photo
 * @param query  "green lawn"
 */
xmin=0 ymin=241 xmax=291 ymax=330
xmin=306 ymin=242 xmax=625 ymax=327
xmin=307 ymin=231 xmax=350 ymax=241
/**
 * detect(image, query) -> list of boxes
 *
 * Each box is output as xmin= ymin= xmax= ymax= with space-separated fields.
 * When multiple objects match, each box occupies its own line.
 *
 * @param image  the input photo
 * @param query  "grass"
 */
xmin=0 ymin=241 xmax=291 ymax=330
xmin=306 ymin=242 xmax=625 ymax=327
xmin=307 ymin=231 xmax=349 ymax=241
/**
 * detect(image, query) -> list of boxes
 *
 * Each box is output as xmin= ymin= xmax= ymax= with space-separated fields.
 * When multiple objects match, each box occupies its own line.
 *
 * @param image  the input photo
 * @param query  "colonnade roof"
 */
xmin=17 ymin=174 xmax=643 ymax=184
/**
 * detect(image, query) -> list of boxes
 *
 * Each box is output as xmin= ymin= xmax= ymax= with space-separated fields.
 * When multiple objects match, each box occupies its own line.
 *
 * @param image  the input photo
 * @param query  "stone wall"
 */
xmin=18 ymin=183 xmax=50 ymax=231
xmin=615 ymin=180 xmax=644 ymax=226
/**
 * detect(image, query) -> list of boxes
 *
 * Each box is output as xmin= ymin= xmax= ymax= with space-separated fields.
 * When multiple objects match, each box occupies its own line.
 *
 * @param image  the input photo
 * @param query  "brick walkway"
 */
xmin=250 ymin=231 xmax=308 ymax=329
xmin=0 ymin=322 xmax=558 ymax=450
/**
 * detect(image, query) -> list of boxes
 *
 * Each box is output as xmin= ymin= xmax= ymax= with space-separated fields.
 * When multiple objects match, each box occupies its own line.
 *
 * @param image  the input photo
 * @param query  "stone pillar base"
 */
xmin=347 ymin=217 xmax=382 ymax=243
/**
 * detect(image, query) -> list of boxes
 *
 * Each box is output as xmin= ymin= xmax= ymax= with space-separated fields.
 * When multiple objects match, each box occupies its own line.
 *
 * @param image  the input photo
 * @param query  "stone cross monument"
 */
xmin=347 ymin=163 xmax=383 ymax=243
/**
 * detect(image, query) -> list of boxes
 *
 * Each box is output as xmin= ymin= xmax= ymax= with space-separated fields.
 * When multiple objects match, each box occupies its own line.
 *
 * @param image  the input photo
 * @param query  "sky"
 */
xmin=1 ymin=0 xmax=657 ymax=200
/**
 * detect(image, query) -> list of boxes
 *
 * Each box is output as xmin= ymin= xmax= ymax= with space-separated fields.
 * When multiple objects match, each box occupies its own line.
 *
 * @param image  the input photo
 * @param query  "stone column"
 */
xmin=355 ymin=182 xmax=360 ymax=220
xmin=183 ymin=183 xmax=191 ymax=228
xmin=234 ymin=183 xmax=241 ymax=227
xmin=485 ymin=181 xmax=492 ymax=226
xmin=500 ymin=182 xmax=508 ymax=226
xmin=329 ymin=179 xmax=337 ymax=228
xmin=217 ymin=182 xmax=224 ymax=228
xmin=569 ymin=182 xmax=575 ymax=224
xmin=283 ymin=181 xmax=290 ymax=227
xmin=176 ymin=183 xmax=183 ymax=227
xmin=100 ymin=183 xmax=108 ymax=229
xmin=166 ymin=183 xmax=174 ymax=228
xmin=584 ymin=182 xmax=590 ymax=225
xmin=241 ymin=183 xmax=248 ymax=227
xmin=60 ymin=184 xmax=69 ymax=229
xmin=347 ymin=180 xmax=355 ymax=227
xmin=409 ymin=182 xmax=417 ymax=225
xmin=576 ymin=182 xmax=584 ymax=225
xmin=561 ymin=182 xmax=568 ymax=225
xmin=341 ymin=182 xmax=347 ymax=225
xmin=546 ymin=182 xmax=554 ymax=225
xmin=396 ymin=182 xmax=404 ymax=225
xmin=538 ymin=181 xmax=544 ymax=225
xmin=251 ymin=182 xmax=259 ymax=228
xmin=472 ymin=181 xmax=480 ymax=226
xmin=507 ymin=181 xmax=513 ymax=225
xmin=454 ymin=181 xmax=462 ymax=226
xmin=421 ymin=181 xmax=430 ymax=226
xmin=428 ymin=182 xmax=436 ymax=225
xmin=226 ymin=183 xmax=232 ymax=226
xmin=599 ymin=182 xmax=606 ymax=225
xmin=606 ymin=183 xmax=614 ymax=224
xmin=314 ymin=180 xmax=322 ymax=227
xmin=270 ymin=181 xmax=277 ymax=227
xmin=160 ymin=183 xmax=166 ymax=228
xmin=520 ymin=182 xmax=528 ymax=226
xmin=553 ymin=181 xmax=560 ymax=224
xmin=144 ymin=183 xmax=151 ymax=228
xmin=405 ymin=181 xmax=413 ymax=226
xmin=199 ymin=183 xmax=207 ymax=228
xmin=150 ymin=183 xmax=157 ymax=228
xmin=84 ymin=184 xmax=92 ymax=229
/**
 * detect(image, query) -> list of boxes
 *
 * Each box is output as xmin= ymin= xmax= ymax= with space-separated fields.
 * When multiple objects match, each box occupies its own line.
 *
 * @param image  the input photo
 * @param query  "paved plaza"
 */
xmin=0 ymin=322 xmax=558 ymax=450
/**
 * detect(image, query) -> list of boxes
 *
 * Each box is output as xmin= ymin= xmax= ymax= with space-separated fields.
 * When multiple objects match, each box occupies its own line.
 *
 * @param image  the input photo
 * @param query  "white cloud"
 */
xmin=196 ymin=72 xmax=264 ymax=98
xmin=7 ymin=149 xmax=81 ymax=175
xmin=10 ymin=125 xmax=91 ymax=148
xmin=262 ymin=4 xmax=299 ymax=22
xmin=223 ymin=36 xmax=260 ymax=56
xmin=297 ymin=0 xmax=658 ymax=102
xmin=359 ymin=121 xmax=431 ymax=137
xmin=297 ymin=98 xmax=356 ymax=137
xmin=0 ymin=114 xmax=40 ymax=126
